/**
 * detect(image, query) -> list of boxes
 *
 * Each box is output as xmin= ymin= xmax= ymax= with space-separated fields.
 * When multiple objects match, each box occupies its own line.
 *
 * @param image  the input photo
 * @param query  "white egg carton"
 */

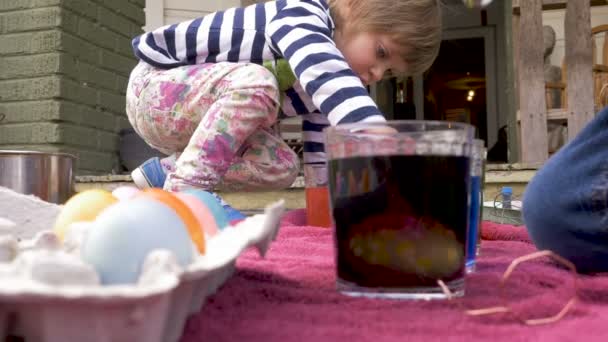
xmin=0 ymin=194 xmax=285 ymax=342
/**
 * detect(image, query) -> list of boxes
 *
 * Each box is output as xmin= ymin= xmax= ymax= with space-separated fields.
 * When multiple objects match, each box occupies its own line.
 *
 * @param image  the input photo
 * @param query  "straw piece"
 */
xmin=464 ymin=250 xmax=578 ymax=326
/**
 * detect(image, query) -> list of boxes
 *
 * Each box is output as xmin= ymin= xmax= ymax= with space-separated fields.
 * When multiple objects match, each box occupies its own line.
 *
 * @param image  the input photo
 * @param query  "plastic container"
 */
xmin=466 ymin=139 xmax=486 ymax=273
xmin=304 ymin=162 xmax=332 ymax=228
xmin=501 ymin=186 xmax=513 ymax=209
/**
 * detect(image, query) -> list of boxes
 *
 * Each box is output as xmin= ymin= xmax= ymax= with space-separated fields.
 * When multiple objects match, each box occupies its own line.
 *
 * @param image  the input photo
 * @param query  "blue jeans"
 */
xmin=523 ymin=106 xmax=608 ymax=273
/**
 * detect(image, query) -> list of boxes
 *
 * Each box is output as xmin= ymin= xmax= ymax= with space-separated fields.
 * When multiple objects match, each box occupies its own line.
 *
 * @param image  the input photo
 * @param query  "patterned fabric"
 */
xmin=126 ymin=61 xmax=299 ymax=192
xmin=131 ymin=0 xmax=386 ymax=163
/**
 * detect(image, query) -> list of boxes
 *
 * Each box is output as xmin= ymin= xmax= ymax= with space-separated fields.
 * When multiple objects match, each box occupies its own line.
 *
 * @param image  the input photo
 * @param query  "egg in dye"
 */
xmin=53 ymin=189 xmax=118 ymax=241
xmin=139 ymin=189 xmax=206 ymax=254
xmin=81 ymin=197 xmax=194 ymax=285
xmin=182 ymin=190 xmax=229 ymax=230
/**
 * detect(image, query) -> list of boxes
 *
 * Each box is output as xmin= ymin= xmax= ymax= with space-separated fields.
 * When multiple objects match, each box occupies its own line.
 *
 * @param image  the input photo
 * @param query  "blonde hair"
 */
xmin=329 ymin=0 xmax=443 ymax=76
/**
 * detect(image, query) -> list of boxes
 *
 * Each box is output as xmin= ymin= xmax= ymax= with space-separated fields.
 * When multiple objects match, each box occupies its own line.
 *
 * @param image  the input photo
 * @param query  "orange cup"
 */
xmin=304 ymin=163 xmax=332 ymax=228
xmin=305 ymin=186 xmax=332 ymax=227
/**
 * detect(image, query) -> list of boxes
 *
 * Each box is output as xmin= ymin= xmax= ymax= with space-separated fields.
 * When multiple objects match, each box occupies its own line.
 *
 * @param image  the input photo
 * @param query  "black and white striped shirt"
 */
xmin=132 ymin=0 xmax=385 ymax=163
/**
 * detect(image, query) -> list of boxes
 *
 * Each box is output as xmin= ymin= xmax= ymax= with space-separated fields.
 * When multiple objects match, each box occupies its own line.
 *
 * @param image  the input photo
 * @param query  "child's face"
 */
xmin=335 ymin=31 xmax=407 ymax=86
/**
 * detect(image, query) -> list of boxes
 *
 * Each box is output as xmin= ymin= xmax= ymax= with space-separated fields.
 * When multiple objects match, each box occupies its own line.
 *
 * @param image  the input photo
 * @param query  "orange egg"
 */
xmin=174 ymin=193 xmax=220 ymax=237
xmin=139 ymin=189 xmax=205 ymax=255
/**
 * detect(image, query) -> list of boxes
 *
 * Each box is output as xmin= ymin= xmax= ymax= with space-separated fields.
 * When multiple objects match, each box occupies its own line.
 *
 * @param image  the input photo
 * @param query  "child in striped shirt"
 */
xmin=126 ymin=0 xmax=442 ymax=218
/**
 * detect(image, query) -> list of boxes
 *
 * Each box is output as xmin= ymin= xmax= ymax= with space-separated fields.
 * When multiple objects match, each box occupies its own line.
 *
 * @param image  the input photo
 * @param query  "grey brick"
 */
xmin=77 ymin=16 xmax=117 ymax=51
xmin=76 ymin=61 xmax=117 ymax=91
xmin=130 ymin=22 xmax=143 ymax=38
xmin=116 ymin=36 xmax=134 ymax=57
xmin=0 ymin=100 xmax=61 ymax=123
xmin=74 ymin=149 xmax=116 ymax=173
xmin=0 ymin=7 xmax=61 ymax=34
xmin=0 ymin=0 xmax=60 ymax=12
xmin=60 ymin=101 xmax=116 ymax=130
xmin=58 ymin=6 xmax=79 ymax=33
xmin=0 ymin=30 xmax=61 ymax=55
xmin=59 ymin=54 xmax=80 ymax=79
xmin=97 ymin=6 xmax=132 ymax=38
xmin=0 ymin=76 xmax=61 ymax=101
xmin=115 ymin=115 xmax=131 ymax=132
xmin=58 ymin=124 xmax=99 ymax=148
xmin=62 ymin=127 xmax=97 ymax=149
xmin=62 ymin=0 xmax=97 ymax=21
xmin=96 ymin=130 xmax=119 ymax=151
xmin=97 ymin=89 xmax=125 ymax=114
xmin=127 ymin=0 xmax=145 ymax=9
xmin=99 ymin=50 xmax=136 ymax=74
xmin=60 ymin=31 xmax=99 ymax=65
xmin=56 ymin=124 xmax=119 ymax=153
xmin=0 ymin=53 xmax=63 ymax=79
xmin=101 ymin=0 xmax=144 ymax=25
xmin=0 ymin=99 xmax=118 ymax=132
xmin=116 ymin=75 xmax=129 ymax=94
xmin=0 ymin=122 xmax=60 ymax=144
xmin=61 ymin=79 xmax=98 ymax=107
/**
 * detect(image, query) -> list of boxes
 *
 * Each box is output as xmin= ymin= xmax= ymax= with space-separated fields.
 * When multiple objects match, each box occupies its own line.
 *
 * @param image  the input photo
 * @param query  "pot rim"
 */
xmin=0 ymin=150 xmax=76 ymax=159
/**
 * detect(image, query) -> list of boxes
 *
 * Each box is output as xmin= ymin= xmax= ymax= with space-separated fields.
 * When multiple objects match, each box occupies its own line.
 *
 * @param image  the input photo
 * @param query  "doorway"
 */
xmin=413 ymin=27 xmax=498 ymax=148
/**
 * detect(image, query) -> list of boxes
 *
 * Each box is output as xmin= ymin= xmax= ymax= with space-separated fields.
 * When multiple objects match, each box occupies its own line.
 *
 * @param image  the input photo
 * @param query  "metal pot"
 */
xmin=0 ymin=150 xmax=76 ymax=204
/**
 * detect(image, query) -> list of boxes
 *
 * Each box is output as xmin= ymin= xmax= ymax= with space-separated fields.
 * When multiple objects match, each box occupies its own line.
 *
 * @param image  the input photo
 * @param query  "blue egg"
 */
xmin=81 ymin=197 xmax=194 ymax=285
xmin=182 ymin=190 xmax=229 ymax=229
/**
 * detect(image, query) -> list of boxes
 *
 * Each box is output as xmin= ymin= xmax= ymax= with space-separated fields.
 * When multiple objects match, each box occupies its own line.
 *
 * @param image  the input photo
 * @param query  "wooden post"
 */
xmin=144 ymin=0 xmax=164 ymax=31
xmin=518 ymin=0 xmax=548 ymax=163
xmin=508 ymin=0 xmax=521 ymax=163
xmin=565 ymin=0 xmax=594 ymax=140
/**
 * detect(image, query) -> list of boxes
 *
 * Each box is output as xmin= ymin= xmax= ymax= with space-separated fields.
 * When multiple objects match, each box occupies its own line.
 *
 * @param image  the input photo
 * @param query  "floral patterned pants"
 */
xmin=126 ymin=61 xmax=299 ymax=192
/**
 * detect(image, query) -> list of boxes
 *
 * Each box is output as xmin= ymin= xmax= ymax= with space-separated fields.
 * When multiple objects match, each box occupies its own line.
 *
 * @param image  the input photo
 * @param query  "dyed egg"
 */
xmin=81 ymin=197 xmax=194 ymax=285
xmin=174 ymin=193 xmax=220 ymax=237
xmin=182 ymin=190 xmax=229 ymax=229
xmin=139 ymin=189 xmax=205 ymax=254
xmin=347 ymin=220 xmax=464 ymax=279
xmin=53 ymin=189 xmax=118 ymax=241
xmin=111 ymin=186 xmax=140 ymax=201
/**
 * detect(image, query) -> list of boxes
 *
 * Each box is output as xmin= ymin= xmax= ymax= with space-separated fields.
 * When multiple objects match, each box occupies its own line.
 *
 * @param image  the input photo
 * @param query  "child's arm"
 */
xmin=267 ymin=1 xmax=386 ymax=126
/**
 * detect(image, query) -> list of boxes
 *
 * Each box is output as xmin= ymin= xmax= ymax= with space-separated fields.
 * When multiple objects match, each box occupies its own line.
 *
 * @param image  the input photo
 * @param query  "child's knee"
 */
xmin=523 ymin=161 xmax=563 ymax=236
xmin=283 ymin=154 xmax=301 ymax=185
xmin=271 ymin=149 xmax=300 ymax=189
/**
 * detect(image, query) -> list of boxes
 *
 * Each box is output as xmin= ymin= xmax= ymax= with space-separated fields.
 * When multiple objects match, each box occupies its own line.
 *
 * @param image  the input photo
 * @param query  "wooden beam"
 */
xmin=513 ymin=0 xmax=607 ymax=13
xmin=518 ymin=0 xmax=548 ymax=163
xmin=512 ymin=11 xmax=522 ymax=162
xmin=565 ymin=0 xmax=595 ymax=140
xmin=504 ymin=0 xmax=520 ymax=163
xmin=517 ymin=109 xmax=568 ymax=121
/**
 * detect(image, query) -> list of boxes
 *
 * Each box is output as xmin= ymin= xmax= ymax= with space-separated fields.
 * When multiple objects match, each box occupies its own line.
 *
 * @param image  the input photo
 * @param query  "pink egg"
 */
xmin=174 ymin=193 xmax=220 ymax=237
xmin=111 ymin=186 xmax=141 ymax=201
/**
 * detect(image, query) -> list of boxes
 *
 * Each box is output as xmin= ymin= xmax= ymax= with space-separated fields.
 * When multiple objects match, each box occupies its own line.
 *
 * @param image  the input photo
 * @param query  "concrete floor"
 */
xmin=75 ymin=164 xmax=535 ymax=215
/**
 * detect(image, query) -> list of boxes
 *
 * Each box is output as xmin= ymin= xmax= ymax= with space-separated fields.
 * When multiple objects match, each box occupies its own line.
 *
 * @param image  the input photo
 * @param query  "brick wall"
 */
xmin=0 ymin=0 xmax=145 ymax=174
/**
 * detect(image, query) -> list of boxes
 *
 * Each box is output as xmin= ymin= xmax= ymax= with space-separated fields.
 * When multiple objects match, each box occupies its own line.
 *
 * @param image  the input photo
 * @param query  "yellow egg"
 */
xmin=53 ymin=189 xmax=118 ymax=240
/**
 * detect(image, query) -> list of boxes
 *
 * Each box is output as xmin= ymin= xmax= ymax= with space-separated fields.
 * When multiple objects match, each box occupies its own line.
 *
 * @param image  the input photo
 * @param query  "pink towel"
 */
xmin=182 ymin=210 xmax=608 ymax=342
